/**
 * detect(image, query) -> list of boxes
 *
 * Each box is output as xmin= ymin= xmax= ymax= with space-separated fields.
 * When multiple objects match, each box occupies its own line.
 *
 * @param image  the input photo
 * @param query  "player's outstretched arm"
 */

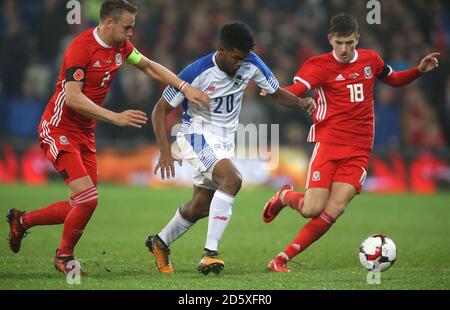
xmin=381 ymin=52 xmax=440 ymax=87
xmin=152 ymin=97 xmax=181 ymax=180
xmin=132 ymin=55 xmax=210 ymax=108
xmin=268 ymin=88 xmax=316 ymax=115
xmin=65 ymin=82 xmax=148 ymax=128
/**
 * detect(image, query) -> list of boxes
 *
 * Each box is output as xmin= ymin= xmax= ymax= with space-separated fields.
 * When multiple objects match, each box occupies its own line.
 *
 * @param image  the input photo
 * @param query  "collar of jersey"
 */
xmin=94 ymin=27 xmax=112 ymax=49
xmin=332 ymin=49 xmax=358 ymax=64
xmin=212 ymin=51 xmax=220 ymax=69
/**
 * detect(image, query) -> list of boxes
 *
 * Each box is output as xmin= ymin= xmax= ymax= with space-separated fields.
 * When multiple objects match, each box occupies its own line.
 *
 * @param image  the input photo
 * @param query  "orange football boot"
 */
xmin=146 ymin=235 xmax=173 ymax=273
xmin=197 ymin=249 xmax=224 ymax=275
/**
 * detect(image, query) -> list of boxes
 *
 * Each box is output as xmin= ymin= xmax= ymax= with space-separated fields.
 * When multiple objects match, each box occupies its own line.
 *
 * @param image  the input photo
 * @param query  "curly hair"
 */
xmin=219 ymin=22 xmax=255 ymax=52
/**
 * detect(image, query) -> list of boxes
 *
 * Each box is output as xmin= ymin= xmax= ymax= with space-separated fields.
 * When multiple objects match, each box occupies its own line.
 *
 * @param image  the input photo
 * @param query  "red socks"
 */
xmin=283 ymin=211 xmax=335 ymax=260
xmin=283 ymin=191 xmax=304 ymax=213
xmin=22 ymin=201 xmax=72 ymax=229
xmin=57 ymin=187 xmax=98 ymax=257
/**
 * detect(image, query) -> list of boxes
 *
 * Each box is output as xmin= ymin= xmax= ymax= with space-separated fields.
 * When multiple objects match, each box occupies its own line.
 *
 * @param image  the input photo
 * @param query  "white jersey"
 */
xmin=162 ymin=52 xmax=279 ymax=144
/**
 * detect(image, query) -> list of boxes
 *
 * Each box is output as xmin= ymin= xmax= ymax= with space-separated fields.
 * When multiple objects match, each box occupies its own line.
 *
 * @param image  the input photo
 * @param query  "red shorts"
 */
xmin=306 ymin=142 xmax=370 ymax=193
xmin=38 ymin=122 xmax=97 ymax=186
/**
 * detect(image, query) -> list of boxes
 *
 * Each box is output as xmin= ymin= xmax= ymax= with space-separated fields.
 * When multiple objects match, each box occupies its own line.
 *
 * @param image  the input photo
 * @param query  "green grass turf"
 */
xmin=0 ymin=183 xmax=449 ymax=290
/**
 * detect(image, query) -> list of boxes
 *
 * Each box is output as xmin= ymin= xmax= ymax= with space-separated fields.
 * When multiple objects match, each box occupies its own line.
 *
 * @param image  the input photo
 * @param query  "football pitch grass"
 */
xmin=0 ymin=183 xmax=449 ymax=290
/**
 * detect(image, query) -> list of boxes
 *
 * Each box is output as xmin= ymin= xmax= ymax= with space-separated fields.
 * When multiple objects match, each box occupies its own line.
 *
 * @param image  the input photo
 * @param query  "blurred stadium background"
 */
xmin=0 ymin=0 xmax=449 ymax=192
xmin=0 ymin=0 xmax=450 ymax=290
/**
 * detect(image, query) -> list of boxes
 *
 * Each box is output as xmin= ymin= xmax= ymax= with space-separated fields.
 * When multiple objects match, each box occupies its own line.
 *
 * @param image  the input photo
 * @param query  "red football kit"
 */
xmin=38 ymin=27 xmax=135 ymax=184
xmin=18 ymin=27 xmax=140 ymax=259
xmin=285 ymin=49 xmax=421 ymax=192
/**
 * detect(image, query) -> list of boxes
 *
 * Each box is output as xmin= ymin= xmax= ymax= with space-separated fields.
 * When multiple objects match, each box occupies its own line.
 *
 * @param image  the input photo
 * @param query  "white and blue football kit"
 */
xmin=163 ymin=51 xmax=279 ymax=189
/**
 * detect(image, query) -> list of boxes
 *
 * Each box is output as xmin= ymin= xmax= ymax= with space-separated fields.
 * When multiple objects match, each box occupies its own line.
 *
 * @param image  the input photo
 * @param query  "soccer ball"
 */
xmin=359 ymin=234 xmax=397 ymax=272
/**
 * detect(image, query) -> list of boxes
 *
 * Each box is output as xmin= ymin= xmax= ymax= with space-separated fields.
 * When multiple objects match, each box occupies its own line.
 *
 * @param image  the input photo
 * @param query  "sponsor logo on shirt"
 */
xmin=349 ymin=72 xmax=360 ymax=79
xmin=93 ymin=60 xmax=101 ymax=68
xmin=335 ymin=74 xmax=346 ymax=81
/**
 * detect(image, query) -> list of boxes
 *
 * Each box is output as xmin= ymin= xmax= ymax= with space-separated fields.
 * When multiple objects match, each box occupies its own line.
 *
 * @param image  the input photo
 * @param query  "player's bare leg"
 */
xmin=323 ymin=182 xmax=357 ymax=220
xmin=301 ymin=188 xmax=330 ymax=218
xmin=263 ymin=186 xmax=330 ymax=224
xmin=197 ymin=159 xmax=241 ymax=275
xmin=146 ymin=186 xmax=214 ymax=273
xmin=180 ymin=186 xmax=215 ymax=223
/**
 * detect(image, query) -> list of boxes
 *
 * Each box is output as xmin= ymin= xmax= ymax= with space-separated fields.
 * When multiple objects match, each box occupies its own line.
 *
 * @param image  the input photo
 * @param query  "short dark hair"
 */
xmin=329 ymin=13 xmax=359 ymax=36
xmin=100 ymin=0 xmax=138 ymax=21
xmin=219 ymin=22 xmax=255 ymax=53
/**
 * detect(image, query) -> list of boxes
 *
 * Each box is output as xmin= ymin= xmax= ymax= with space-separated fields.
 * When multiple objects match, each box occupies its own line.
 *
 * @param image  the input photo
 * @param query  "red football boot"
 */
xmin=262 ymin=185 xmax=293 ymax=223
xmin=267 ymin=254 xmax=290 ymax=273
xmin=6 ymin=208 xmax=28 ymax=253
xmin=53 ymin=251 xmax=87 ymax=276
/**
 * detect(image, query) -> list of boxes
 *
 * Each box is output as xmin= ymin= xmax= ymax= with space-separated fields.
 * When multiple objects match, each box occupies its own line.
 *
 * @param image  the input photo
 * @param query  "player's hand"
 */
xmin=259 ymin=90 xmax=268 ymax=97
xmin=182 ymin=84 xmax=210 ymax=108
xmin=301 ymin=97 xmax=316 ymax=115
xmin=114 ymin=110 xmax=148 ymax=128
xmin=418 ymin=52 xmax=440 ymax=73
xmin=154 ymin=150 xmax=182 ymax=179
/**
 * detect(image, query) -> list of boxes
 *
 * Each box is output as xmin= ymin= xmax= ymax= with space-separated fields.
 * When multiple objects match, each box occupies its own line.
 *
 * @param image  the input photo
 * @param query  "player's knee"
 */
xmin=326 ymin=201 xmax=347 ymax=218
xmin=301 ymin=192 xmax=328 ymax=218
xmin=181 ymin=201 xmax=209 ymax=222
xmin=220 ymin=173 xmax=242 ymax=195
xmin=301 ymin=205 xmax=323 ymax=218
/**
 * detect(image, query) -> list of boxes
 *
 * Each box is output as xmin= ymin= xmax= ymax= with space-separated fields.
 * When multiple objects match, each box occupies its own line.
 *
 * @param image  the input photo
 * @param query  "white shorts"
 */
xmin=175 ymin=132 xmax=234 ymax=190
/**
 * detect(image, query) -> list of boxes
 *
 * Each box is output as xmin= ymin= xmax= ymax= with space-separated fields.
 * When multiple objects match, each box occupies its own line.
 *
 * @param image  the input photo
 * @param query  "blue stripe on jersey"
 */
xmin=182 ymin=111 xmax=191 ymax=123
xmin=178 ymin=52 xmax=215 ymax=83
xmin=162 ymin=86 xmax=178 ymax=102
xmin=245 ymin=52 xmax=277 ymax=83
xmin=245 ymin=52 xmax=279 ymax=90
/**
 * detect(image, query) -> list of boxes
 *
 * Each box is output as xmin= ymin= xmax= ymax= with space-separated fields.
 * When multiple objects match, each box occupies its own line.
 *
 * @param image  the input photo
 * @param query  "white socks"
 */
xmin=158 ymin=190 xmax=235 ymax=252
xmin=204 ymin=190 xmax=234 ymax=252
xmin=158 ymin=208 xmax=193 ymax=246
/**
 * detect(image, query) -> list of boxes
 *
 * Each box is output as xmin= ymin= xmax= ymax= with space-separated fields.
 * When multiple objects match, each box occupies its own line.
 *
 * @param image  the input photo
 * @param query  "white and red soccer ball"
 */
xmin=359 ymin=234 xmax=397 ymax=272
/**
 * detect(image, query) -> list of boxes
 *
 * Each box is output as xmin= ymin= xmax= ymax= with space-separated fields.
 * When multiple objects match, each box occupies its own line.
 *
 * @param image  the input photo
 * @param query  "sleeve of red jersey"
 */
xmin=65 ymin=42 xmax=90 ymax=82
xmin=124 ymin=40 xmax=135 ymax=58
xmin=283 ymin=59 xmax=324 ymax=97
xmin=374 ymin=51 xmax=422 ymax=87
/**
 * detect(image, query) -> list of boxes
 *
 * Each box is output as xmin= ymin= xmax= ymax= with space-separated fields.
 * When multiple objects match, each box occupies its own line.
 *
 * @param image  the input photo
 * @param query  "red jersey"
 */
xmin=40 ymin=27 xmax=134 ymax=133
xmin=293 ymin=49 xmax=387 ymax=149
